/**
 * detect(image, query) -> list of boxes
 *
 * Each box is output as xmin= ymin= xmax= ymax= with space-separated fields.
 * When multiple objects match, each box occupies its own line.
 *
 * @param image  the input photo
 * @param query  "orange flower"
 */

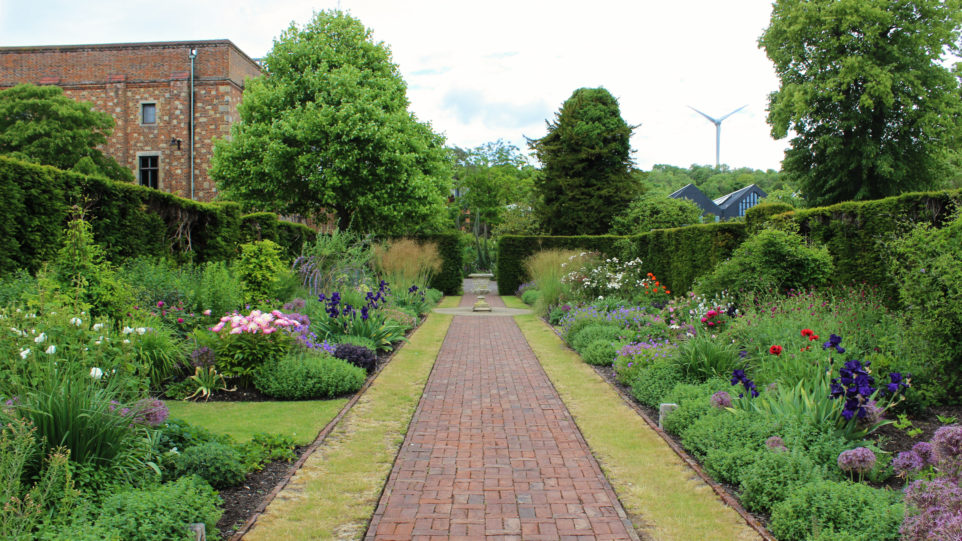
xmin=666 ymin=290 xmax=671 ymax=294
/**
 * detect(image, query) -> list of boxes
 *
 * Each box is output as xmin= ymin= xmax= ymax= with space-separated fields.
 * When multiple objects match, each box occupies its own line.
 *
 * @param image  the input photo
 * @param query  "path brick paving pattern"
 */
xmin=366 ymin=296 xmax=638 ymax=540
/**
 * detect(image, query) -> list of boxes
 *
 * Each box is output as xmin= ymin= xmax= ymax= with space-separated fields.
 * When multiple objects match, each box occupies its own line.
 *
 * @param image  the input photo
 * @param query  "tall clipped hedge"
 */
xmin=617 ymin=222 xmax=748 ymax=294
xmin=496 ymin=235 xmax=625 ymax=295
xmin=498 ymin=189 xmax=960 ymax=304
xmin=408 ymin=233 xmax=462 ymax=295
xmin=771 ymin=189 xmax=961 ymax=300
xmin=241 ymin=212 xmax=314 ymax=259
xmin=1 ymin=156 xmax=273 ymax=275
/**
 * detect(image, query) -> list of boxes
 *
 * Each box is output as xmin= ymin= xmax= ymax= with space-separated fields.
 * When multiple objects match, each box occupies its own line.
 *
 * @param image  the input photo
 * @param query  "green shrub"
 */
xmin=675 ymin=334 xmax=743 ymax=382
xmin=378 ymin=307 xmax=416 ymax=330
xmin=610 ymin=193 xmax=702 ymax=235
xmin=738 ymin=450 xmax=824 ymax=514
xmin=130 ymin=325 xmax=186 ymax=390
xmin=629 ymin=360 xmax=684 ymax=408
xmin=581 ymin=339 xmax=619 ymax=366
xmin=53 ymin=210 xmax=133 ymax=318
xmin=569 ymin=323 xmax=628 ymax=353
xmin=744 ymin=201 xmax=794 ymax=234
xmin=170 ymin=442 xmax=245 ymax=489
xmin=548 ymin=305 xmax=569 ymax=325
xmin=0 ymin=270 xmax=37 ymax=306
xmin=660 ymin=380 xmax=729 ymax=436
xmin=612 ymin=340 xmax=676 ymax=385
xmin=1 ymin=365 xmax=156 ymax=487
xmin=0 ymin=418 xmax=79 ymax=540
xmin=680 ymin=409 xmax=778 ymax=484
xmin=889 ymin=212 xmax=962 ymax=398
xmin=157 ymin=418 xmax=232 ymax=454
xmin=194 ymin=261 xmax=244 ymax=316
xmin=121 ymin=257 xmax=195 ymax=310
xmin=695 ymin=228 xmax=834 ymax=301
xmin=236 ymin=240 xmax=286 ymax=303
xmin=95 ymin=476 xmax=222 ymax=540
xmin=520 ymin=288 xmax=542 ymax=306
xmin=237 ymin=432 xmax=297 ymax=472
xmin=768 ymin=480 xmax=903 ymax=541
xmin=335 ymin=335 xmax=379 ymax=351
xmin=252 ymin=351 xmax=366 ymax=400
xmin=212 ymin=325 xmax=294 ymax=382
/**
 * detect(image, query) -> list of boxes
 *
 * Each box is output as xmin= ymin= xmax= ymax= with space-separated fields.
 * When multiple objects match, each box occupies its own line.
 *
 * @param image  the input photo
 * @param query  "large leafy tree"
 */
xmin=0 ymin=84 xmax=132 ymax=181
xmin=528 ymin=87 xmax=639 ymax=235
xmin=449 ymin=139 xmax=536 ymax=269
xmin=760 ymin=0 xmax=962 ymax=206
xmin=211 ymin=11 xmax=450 ymax=234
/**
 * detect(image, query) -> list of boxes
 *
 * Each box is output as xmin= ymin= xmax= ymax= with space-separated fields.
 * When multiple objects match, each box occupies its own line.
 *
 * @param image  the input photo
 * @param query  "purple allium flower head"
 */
xmin=283 ymin=298 xmax=307 ymax=311
xmin=913 ymin=442 xmax=936 ymax=466
xmin=860 ymin=400 xmax=884 ymax=426
xmin=766 ymin=436 xmax=788 ymax=453
xmin=837 ymin=447 xmax=876 ymax=474
xmin=933 ymin=426 xmax=962 ymax=461
xmin=709 ymin=391 xmax=732 ymax=409
xmin=901 ymin=478 xmax=962 ymax=541
xmin=190 ymin=346 xmax=215 ymax=369
xmin=137 ymin=398 xmax=169 ymax=426
xmin=892 ymin=451 xmax=925 ymax=476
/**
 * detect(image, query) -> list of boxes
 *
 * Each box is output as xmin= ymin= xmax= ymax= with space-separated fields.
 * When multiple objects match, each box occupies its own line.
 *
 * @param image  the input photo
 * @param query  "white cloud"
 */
xmin=0 ymin=0 xmax=790 ymax=169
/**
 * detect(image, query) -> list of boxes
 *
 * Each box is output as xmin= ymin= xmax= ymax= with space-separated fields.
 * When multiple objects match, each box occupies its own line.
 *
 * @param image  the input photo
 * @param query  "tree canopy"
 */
xmin=609 ymin=193 xmax=702 ymax=235
xmin=528 ymin=87 xmax=639 ymax=235
xmin=211 ymin=10 xmax=450 ymax=234
xmin=760 ymin=0 xmax=962 ymax=206
xmin=449 ymin=140 xmax=535 ymax=233
xmin=0 ymin=84 xmax=132 ymax=181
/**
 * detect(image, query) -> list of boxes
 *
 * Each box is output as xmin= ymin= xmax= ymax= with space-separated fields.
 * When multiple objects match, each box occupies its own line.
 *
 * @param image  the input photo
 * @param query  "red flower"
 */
xmin=801 ymin=329 xmax=814 ymax=337
xmin=769 ymin=345 xmax=783 ymax=356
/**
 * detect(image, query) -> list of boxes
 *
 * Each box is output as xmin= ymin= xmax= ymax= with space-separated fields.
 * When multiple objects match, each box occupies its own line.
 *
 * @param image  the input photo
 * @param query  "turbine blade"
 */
xmin=688 ymin=106 xmax=720 ymax=125
xmin=718 ymin=105 xmax=748 ymax=122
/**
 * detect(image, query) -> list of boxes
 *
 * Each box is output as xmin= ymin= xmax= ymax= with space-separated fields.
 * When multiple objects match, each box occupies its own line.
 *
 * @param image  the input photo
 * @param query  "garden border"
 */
xmin=581 ymin=355 xmax=777 ymax=541
xmin=228 ymin=310 xmax=441 ymax=541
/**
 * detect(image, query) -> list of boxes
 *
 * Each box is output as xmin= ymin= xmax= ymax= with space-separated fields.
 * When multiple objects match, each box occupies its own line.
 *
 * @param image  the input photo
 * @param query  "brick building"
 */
xmin=0 ymin=40 xmax=261 ymax=201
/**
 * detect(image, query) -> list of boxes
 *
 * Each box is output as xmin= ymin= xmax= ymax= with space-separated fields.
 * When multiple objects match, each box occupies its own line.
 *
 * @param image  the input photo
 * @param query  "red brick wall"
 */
xmin=0 ymin=40 xmax=261 ymax=201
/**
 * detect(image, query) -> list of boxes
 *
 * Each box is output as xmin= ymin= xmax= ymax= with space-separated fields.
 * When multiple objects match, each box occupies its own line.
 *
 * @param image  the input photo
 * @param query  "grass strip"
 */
xmin=244 ymin=304 xmax=457 ymax=540
xmin=508 ymin=297 xmax=761 ymax=541
xmin=165 ymin=400 xmax=346 ymax=446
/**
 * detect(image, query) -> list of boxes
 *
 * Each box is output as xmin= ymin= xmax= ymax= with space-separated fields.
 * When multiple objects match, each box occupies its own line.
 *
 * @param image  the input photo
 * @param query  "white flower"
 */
xmin=92 ymin=323 xmax=103 ymax=331
xmin=45 ymin=345 xmax=56 ymax=355
xmin=34 ymin=333 xmax=46 ymax=344
xmin=69 ymin=317 xmax=83 ymax=326
xmin=122 ymin=339 xmax=130 ymax=344
xmin=90 ymin=367 xmax=103 ymax=380
xmin=122 ymin=326 xmax=134 ymax=334
xmin=10 ymin=327 xmax=24 ymax=337
xmin=135 ymin=327 xmax=147 ymax=335
xmin=19 ymin=348 xmax=30 ymax=359
xmin=94 ymin=341 xmax=101 ymax=346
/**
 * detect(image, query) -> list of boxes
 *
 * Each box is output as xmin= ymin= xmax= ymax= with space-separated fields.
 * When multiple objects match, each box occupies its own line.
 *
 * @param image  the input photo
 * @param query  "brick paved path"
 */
xmin=366 ymin=297 xmax=638 ymax=540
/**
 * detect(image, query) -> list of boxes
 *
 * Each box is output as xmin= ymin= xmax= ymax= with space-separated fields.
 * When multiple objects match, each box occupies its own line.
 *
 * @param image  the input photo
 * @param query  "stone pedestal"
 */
xmin=658 ymin=403 xmax=679 ymax=429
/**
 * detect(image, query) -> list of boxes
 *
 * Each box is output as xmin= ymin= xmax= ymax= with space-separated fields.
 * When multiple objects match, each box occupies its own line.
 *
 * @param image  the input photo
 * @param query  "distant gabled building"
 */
xmin=667 ymin=183 xmax=767 ymax=221
xmin=713 ymin=184 xmax=767 ymax=219
xmin=668 ymin=183 xmax=722 ymax=219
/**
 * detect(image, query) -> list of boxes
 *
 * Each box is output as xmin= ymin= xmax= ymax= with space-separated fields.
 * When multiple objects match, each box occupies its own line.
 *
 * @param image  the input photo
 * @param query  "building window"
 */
xmin=139 ymin=155 xmax=159 ymax=189
xmin=141 ymin=103 xmax=156 ymax=125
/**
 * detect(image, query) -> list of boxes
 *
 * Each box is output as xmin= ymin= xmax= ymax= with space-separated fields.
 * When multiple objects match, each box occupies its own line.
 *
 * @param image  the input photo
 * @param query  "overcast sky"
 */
xmin=0 ymin=0 xmax=790 ymax=171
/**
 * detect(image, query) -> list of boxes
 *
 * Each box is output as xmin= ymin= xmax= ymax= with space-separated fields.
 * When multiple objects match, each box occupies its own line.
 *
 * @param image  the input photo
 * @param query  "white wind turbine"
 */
xmin=689 ymin=105 xmax=747 ymax=168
